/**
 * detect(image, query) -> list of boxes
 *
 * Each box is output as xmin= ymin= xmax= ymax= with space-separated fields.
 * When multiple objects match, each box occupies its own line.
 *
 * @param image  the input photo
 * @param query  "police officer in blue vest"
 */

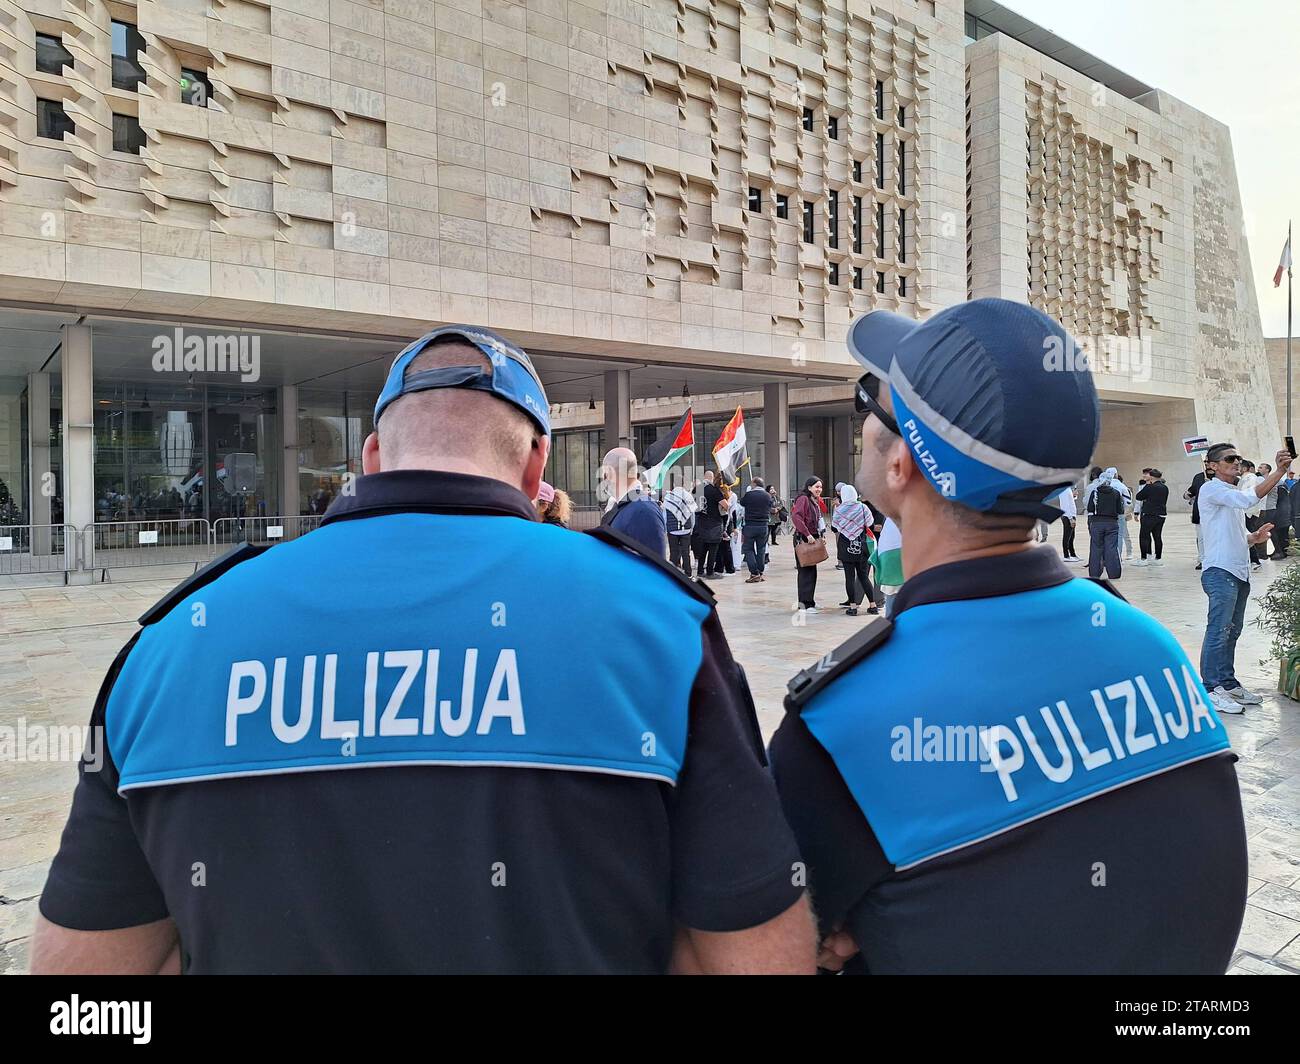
xmin=770 ymin=299 xmax=1248 ymax=974
xmin=34 ymin=325 xmax=815 ymax=974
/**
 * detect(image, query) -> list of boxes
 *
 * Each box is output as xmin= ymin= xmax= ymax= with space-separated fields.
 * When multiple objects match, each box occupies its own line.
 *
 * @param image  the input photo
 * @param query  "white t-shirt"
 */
xmin=1198 ymin=477 xmax=1260 ymax=582
xmin=1057 ymin=486 xmax=1077 ymax=519
xmin=1237 ymin=472 xmax=1263 ymax=517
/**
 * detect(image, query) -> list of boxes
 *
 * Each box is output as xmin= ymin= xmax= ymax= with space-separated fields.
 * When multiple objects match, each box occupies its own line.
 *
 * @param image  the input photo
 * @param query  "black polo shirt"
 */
xmin=40 ymin=470 xmax=802 ymax=973
xmin=769 ymin=548 xmax=1248 ymax=974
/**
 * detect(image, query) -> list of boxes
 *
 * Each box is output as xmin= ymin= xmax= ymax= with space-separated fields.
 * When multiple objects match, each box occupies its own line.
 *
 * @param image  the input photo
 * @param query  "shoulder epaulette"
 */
xmin=584 ymin=524 xmax=715 ymax=606
xmin=1086 ymin=576 xmax=1128 ymax=602
xmin=785 ymin=616 xmax=894 ymax=712
xmin=138 ymin=542 xmax=269 ymax=626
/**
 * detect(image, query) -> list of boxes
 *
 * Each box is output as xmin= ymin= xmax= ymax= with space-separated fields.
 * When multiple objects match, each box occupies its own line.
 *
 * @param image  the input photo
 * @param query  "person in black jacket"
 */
xmin=1133 ymin=468 xmax=1169 ymax=566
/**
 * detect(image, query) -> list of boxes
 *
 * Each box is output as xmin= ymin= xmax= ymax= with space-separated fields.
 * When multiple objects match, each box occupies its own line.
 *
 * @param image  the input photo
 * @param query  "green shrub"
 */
xmin=1254 ymin=562 xmax=1300 ymax=662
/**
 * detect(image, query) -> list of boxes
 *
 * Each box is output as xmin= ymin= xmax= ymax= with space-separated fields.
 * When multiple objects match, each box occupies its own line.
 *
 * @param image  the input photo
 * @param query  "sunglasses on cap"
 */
xmin=854 ymin=374 xmax=900 ymax=437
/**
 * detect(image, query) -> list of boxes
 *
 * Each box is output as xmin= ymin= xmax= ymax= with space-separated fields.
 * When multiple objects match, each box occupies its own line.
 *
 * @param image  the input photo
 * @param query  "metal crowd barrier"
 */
xmin=212 ymin=515 xmax=323 ymax=547
xmin=0 ymin=524 xmax=79 ymax=584
xmin=567 ymin=506 xmax=604 ymax=531
xmin=84 ymin=519 xmax=213 ymax=580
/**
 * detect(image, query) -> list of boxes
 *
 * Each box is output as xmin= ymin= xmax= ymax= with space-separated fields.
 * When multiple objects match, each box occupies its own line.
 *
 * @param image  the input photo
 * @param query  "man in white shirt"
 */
xmin=1198 ymin=442 xmax=1292 ymax=713
xmin=1058 ymin=484 xmax=1080 ymax=563
xmin=1237 ymin=460 xmax=1265 ymax=571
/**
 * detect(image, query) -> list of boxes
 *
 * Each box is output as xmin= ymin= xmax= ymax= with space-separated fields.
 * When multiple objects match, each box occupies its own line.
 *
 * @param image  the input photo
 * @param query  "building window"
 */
xmin=853 ymin=266 xmax=863 ymax=290
xmin=802 ymin=106 xmax=814 ymax=132
xmin=828 ymin=190 xmax=839 ymax=249
xmin=111 ymin=20 xmax=145 ymax=91
xmin=876 ymin=132 xmax=885 ymax=187
xmin=829 ymin=262 xmax=840 ymax=285
xmin=899 ymin=275 xmax=908 ymax=297
xmin=899 ymin=208 xmax=908 ymax=262
xmin=876 ymin=270 xmax=886 ymax=294
xmin=828 ymin=115 xmax=838 ymax=140
xmin=898 ymin=140 xmax=906 ymax=195
xmin=802 ymin=200 xmax=814 ymax=244
xmin=748 ymin=187 xmax=761 ymax=212
xmin=853 ymin=159 xmax=862 ymax=183
xmin=776 ymin=194 xmax=789 ymax=219
xmin=898 ymin=105 xmax=906 ymax=128
xmin=36 ymin=98 xmax=74 ymax=140
xmin=181 ymin=68 xmax=212 ymax=108
xmin=112 ymin=112 xmax=144 ymax=154
xmin=853 ymin=196 xmax=863 ymax=253
xmin=876 ymin=200 xmax=885 ymax=259
xmin=36 ymin=32 xmax=73 ymax=75
xmin=875 ymin=80 xmax=884 ymax=120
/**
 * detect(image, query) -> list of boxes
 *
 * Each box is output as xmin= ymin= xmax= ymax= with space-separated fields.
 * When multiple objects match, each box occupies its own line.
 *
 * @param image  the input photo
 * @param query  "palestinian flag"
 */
xmin=712 ymin=406 xmax=748 ymax=485
xmin=643 ymin=408 xmax=694 ymax=490
xmin=1275 ymin=227 xmax=1292 ymax=288
xmin=874 ymin=517 xmax=903 ymax=590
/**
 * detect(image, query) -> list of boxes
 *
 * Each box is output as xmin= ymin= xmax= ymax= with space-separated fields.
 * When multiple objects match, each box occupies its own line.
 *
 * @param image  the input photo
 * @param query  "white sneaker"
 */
xmin=1152 ymin=559 xmax=1165 ymax=567
xmin=1226 ymin=686 xmax=1264 ymax=705
xmin=802 ymin=606 xmax=820 ymax=615
xmin=1209 ymin=687 xmax=1245 ymax=714
xmin=1252 ymin=562 xmax=1263 ymax=571
xmin=1131 ymin=558 xmax=1150 ymax=567
xmin=1063 ymin=556 xmax=1083 ymax=565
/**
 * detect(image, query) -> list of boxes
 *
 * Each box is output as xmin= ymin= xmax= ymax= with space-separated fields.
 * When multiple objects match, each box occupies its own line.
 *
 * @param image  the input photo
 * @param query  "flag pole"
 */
xmin=1288 ymin=219 xmax=1293 ymax=436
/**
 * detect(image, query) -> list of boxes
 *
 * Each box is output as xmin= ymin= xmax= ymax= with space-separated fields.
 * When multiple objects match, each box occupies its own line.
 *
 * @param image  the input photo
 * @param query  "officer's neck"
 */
xmin=898 ymin=498 xmax=1035 ymax=581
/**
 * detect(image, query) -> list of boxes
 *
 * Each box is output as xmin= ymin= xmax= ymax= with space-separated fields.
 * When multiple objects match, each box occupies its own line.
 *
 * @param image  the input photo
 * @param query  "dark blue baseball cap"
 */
xmin=374 ymin=325 xmax=551 ymax=436
xmin=846 ymin=298 xmax=1099 ymax=518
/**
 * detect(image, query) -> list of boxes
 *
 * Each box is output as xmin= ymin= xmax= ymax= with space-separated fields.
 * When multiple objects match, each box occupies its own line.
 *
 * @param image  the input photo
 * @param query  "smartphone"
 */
xmin=1287 ymin=435 xmax=1296 ymax=459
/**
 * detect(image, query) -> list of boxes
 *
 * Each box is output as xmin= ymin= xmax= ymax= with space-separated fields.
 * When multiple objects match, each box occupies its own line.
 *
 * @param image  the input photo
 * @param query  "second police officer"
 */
xmin=770 ymin=299 xmax=1249 ymax=974
xmin=33 ymin=326 xmax=815 ymax=974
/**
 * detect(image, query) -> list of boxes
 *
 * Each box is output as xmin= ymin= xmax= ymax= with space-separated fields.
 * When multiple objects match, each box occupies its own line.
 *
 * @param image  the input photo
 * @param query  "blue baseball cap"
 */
xmin=374 ymin=325 xmax=551 ymax=436
xmin=846 ymin=298 xmax=1099 ymax=518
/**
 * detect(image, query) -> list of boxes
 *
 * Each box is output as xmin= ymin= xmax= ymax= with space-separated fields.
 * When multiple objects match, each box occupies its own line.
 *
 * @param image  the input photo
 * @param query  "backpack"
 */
xmin=1088 ymin=483 xmax=1122 ymax=518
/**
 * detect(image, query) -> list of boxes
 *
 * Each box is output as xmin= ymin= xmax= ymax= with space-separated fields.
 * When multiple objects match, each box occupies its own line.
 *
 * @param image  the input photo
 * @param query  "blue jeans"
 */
xmin=1200 ymin=567 xmax=1250 ymax=690
xmin=742 ymin=524 xmax=768 ymax=574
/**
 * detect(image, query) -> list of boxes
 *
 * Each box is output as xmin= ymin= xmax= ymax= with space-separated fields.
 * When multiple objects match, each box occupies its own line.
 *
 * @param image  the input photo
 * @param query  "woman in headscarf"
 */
xmin=791 ymin=476 xmax=826 ymax=611
xmin=833 ymin=484 xmax=877 ymax=616
xmin=663 ymin=484 xmax=696 ymax=575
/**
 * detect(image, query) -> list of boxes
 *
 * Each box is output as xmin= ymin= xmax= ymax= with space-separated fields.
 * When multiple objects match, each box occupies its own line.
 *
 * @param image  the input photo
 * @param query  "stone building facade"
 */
xmin=0 ymin=0 xmax=1273 ymax=531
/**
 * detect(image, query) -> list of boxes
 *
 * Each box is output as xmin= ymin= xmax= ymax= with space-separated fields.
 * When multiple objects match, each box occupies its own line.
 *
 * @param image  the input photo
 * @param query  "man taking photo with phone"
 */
xmin=1198 ymin=442 xmax=1293 ymax=713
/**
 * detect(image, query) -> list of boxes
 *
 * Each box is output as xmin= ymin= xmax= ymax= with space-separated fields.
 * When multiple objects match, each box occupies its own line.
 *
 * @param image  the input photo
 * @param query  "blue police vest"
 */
xmin=801 ymin=578 xmax=1231 ymax=870
xmin=107 ymin=513 xmax=710 ymax=793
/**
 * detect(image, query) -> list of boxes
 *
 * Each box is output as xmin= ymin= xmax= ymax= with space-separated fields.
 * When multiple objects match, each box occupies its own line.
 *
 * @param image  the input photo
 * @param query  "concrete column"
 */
xmin=28 ymin=373 xmax=51 ymax=543
xmin=763 ymin=381 xmax=790 ymax=504
xmin=603 ymin=369 xmax=632 ymax=453
xmin=60 ymin=324 xmax=93 ymax=583
xmin=278 ymin=384 xmax=299 ymax=517
xmin=831 ymin=414 xmax=855 ymax=490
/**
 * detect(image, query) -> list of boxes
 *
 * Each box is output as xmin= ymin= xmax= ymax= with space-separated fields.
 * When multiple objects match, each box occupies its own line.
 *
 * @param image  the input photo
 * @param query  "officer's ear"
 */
xmin=362 ymin=431 xmax=382 ymax=475
xmin=520 ymin=433 xmax=550 ymax=501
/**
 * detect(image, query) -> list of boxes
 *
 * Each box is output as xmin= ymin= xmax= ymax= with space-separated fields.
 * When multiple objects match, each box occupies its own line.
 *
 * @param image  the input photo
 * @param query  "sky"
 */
xmin=1003 ymin=0 xmax=1300 ymax=338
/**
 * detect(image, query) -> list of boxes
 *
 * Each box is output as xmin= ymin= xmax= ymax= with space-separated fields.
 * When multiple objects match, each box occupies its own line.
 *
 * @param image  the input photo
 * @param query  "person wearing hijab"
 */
xmin=791 ymin=476 xmax=826 ymax=612
xmin=833 ymin=485 xmax=878 ymax=616
xmin=663 ymin=484 xmax=696 ymax=575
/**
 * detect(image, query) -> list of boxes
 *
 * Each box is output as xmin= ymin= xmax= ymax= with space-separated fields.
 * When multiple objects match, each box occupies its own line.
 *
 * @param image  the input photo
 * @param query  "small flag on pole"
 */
xmin=1275 ymin=230 xmax=1292 ymax=288
xmin=712 ymin=406 xmax=749 ymax=485
xmin=642 ymin=408 xmax=694 ymax=491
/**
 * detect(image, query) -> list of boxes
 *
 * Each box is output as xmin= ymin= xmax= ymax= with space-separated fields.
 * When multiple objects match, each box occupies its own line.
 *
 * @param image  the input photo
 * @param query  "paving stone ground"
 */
xmin=1 ymin=522 xmax=1297 ymax=974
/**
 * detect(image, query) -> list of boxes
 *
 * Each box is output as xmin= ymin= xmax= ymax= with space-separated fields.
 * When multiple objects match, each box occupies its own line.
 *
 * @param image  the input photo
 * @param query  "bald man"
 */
xmin=600 ymin=446 xmax=667 ymax=557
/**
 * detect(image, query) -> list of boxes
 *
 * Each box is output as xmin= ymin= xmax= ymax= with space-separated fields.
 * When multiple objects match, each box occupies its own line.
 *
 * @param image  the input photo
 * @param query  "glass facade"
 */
xmin=0 ymin=376 xmax=26 ymax=524
xmin=297 ymin=390 xmax=372 ymax=515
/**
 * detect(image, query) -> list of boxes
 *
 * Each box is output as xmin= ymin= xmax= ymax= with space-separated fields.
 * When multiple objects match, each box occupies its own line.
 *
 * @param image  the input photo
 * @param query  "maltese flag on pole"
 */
xmin=1276 ymin=229 xmax=1292 ymax=288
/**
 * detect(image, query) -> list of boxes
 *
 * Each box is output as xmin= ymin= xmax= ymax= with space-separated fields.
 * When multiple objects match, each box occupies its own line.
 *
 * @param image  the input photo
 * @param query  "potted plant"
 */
xmin=1254 ymin=563 xmax=1300 ymax=699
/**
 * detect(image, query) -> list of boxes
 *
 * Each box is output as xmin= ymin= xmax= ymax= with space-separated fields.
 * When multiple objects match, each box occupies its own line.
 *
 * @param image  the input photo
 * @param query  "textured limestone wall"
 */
xmin=0 ymin=0 xmax=968 ymax=378
xmin=966 ymin=34 xmax=1277 ymax=467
